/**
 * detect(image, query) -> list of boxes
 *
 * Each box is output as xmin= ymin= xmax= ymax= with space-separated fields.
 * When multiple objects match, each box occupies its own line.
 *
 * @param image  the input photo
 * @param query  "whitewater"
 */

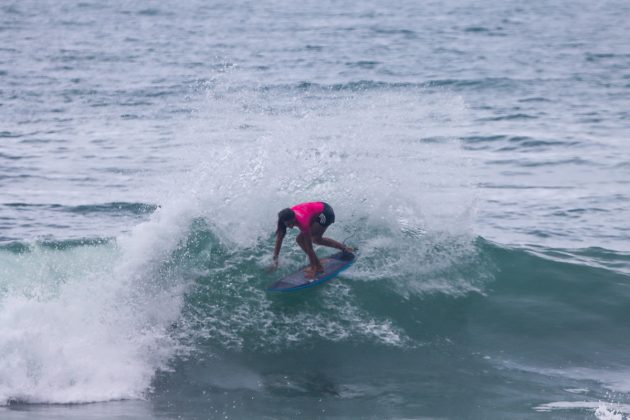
xmin=1 ymin=0 xmax=630 ymax=418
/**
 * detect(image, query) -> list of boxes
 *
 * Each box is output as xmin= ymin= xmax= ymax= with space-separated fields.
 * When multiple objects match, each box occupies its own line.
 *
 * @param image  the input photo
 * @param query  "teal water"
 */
xmin=1 ymin=0 xmax=630 ymax=418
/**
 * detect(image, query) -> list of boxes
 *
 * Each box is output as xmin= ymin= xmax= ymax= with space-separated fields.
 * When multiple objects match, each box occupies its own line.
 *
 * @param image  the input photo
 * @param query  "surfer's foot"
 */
xmin=305 ymin=266 xmax=324 ymax=280
xmin=341 ymin=246 xmax=356 ymax=259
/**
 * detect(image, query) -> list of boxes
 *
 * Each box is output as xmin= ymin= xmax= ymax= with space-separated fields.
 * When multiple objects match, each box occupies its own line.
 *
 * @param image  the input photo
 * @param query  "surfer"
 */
xmin=272 ymin=202 xmax=354 ymax=278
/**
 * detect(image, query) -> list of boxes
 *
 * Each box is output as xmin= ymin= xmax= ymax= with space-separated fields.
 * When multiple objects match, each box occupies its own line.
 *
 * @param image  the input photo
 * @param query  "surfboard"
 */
xmin=267 ymin=251 xmax=356 ymax=292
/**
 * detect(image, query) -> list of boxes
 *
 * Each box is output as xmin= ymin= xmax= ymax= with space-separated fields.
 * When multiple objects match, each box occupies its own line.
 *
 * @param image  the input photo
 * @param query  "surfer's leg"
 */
xmin=297 ymin=232 xmax=320 ymax=262
xmin=310 ymin=204 xmax=352 ymax=253
xmin=296 ymin=232 xmax=308 ymax=253
xmin=314 ymin=236 xmax=350 ymax=251
xmin=297 ymin=232 xmax=323 ymax=278
xmin=311 ymin=224 xmax=353 ymax=253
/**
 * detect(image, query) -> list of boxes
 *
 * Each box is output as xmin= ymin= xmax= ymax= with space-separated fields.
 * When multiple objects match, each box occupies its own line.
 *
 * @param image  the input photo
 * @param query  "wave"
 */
xmin=461 ymin=134 xmax=583 ymax=152
xmin=2 ymin=202 xmax=157 ymax=216
xmin=0 ymin=214 xmax=191 ymax=405
xmin=193 ymin=77 xmax=524 ymax=95
xmin=289 ymin=78 xmax=520 ymax=92
xmin=2 ymin=212 xmax=629 ymax=405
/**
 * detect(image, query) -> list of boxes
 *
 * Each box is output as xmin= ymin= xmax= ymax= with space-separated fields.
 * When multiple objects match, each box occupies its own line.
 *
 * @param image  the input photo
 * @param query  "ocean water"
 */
xmin=1 ymin=0 xmax=630 ymax=418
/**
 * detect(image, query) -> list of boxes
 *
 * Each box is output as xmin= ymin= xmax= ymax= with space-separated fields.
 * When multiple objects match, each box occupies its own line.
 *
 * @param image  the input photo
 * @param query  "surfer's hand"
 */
xmin=267 ymin=258 xmax=279 ymax=272
xmin=342 ymin=245 xmax=355 ymax=254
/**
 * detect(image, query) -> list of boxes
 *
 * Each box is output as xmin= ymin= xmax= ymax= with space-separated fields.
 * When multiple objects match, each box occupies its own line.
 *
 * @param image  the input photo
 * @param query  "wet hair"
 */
xmin=276 ymin=208 xmax=296 ymax=235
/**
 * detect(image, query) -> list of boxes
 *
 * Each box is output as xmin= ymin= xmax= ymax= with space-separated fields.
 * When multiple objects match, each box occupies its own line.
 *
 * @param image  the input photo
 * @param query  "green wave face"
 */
xmin=2 ymin=216 xmax=630 ymax=416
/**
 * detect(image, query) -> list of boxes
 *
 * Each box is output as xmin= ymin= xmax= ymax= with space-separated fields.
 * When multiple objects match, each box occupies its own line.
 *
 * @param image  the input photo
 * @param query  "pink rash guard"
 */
xmin=291 ymin=202 xmax=324 ymax=233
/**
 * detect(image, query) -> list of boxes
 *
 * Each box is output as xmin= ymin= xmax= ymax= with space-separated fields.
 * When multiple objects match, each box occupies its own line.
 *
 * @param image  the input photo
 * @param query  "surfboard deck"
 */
xmin=267 ymin=251 xmax=356 ymax=292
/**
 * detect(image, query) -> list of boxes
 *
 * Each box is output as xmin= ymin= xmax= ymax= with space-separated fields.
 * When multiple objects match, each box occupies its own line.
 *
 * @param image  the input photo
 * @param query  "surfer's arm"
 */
xmin=272 ymin=231 xmax=285 ymax=268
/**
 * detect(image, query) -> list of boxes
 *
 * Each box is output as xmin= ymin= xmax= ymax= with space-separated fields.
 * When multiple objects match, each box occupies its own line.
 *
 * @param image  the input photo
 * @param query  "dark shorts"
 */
xmin=317 ymin=202 xmax=335 ymax=228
